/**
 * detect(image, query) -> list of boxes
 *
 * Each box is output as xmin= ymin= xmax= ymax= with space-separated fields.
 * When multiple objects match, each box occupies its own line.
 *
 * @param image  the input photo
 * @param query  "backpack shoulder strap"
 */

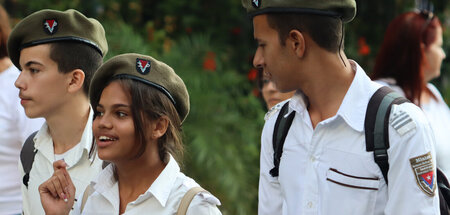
xmin=365 ymin=86 xmax=409 ymax=185
xmin=270 ymin=101 xmax=295 ymax=177
xmin=20 ymin=131 xmax=38 ymax=188
xmin=176 ymin=187 xmax=207 ymax=215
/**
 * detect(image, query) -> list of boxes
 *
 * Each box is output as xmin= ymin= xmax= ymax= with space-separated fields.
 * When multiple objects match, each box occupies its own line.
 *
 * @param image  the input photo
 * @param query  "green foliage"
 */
xmin=160 ymin=34 xmax=264 ymax=215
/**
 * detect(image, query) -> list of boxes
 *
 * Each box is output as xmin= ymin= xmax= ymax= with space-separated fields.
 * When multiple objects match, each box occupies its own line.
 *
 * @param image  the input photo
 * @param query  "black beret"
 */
xmin=7 ymin=9 xmax=107 ymax=69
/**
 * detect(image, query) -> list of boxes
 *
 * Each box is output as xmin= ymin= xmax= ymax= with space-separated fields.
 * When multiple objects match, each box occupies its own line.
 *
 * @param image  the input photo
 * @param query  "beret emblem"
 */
xmin=252 ymin=0 xmax=261 ymax=8
xmin=136 ymin=58 xmax=151 ymax=75
xmin=43 ymin=19 xmax=58 ymax=34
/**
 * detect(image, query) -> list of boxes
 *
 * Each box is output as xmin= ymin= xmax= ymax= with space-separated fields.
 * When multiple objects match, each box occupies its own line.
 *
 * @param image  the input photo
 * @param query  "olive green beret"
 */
xmin=242 ymin=0 xmax=356 ymax=23
xmin=89 ymin=53 xmax=190 ymax=123
xmin=7 ymin=9 xmax=107 ymax=69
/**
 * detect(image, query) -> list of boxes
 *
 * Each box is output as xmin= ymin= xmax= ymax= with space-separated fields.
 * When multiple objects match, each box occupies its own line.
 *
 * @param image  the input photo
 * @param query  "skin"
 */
xmin=261 ymin=74 xmax=295 ymax=109
xmin=423 ymin=26 xmax=446 ymax=83
xmin=421 ymin=26 xmax=446 ymax=104
xmin=15 ymin=43 xmax=90 ymax=153
xmin=252 ymin=14 xmax=355 ymax=128
xmin=39 ymin=80 xmax=170 ymax=215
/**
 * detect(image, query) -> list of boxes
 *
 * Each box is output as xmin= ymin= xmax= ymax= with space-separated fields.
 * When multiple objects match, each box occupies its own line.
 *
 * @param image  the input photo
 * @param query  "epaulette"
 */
xmin=389 ymin=105 xmax=416 ymax=136
xmin=264 ymin=101 xmax=286 ymax=121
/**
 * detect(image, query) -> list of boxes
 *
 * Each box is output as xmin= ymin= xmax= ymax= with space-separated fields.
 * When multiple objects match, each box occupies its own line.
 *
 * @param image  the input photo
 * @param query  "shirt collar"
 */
xmin=146 ymin=154 xmax=180 ymax=207
xmin=33 ymin=107 xmax=95 ymax=166
xmin=92 ymin=154 xmax=180 ymax=207
xmin=287 ymin=60 xmax=380 ymax=132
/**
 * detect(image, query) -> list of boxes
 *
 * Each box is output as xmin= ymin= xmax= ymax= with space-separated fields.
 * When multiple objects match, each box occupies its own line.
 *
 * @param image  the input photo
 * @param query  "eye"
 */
xmin=117 ymin=111 xmax=128 ymax=118
xmin=94 ymin=110 xmax=104 ymax=118
xmin=29 ymin=68 xmax=40 ymax=74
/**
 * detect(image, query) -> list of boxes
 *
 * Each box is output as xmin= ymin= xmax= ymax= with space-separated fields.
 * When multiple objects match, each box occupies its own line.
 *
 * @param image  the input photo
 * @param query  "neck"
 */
xmin=116 ymin=147 xmax=166 ymax=214
xmin=300 ymin=51 xmax=355 ymax=128
xmin=0 ymin=57 xmax=12 ymax=73
xmin=46 ymin=96 xmax=90 ymax=154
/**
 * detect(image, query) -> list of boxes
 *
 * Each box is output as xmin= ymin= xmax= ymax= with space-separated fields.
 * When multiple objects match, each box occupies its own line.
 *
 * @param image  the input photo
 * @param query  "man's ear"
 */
xmin=287 ymin=29 xmax=306 ymax=58
xmin=151 ymin=116 xmax=169 ymax=140
xmin=67 ymin=69 xmax=85 ymax=93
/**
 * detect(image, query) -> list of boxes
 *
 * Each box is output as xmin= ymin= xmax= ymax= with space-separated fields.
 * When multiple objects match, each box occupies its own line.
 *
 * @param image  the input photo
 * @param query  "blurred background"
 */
xmin=2 ymin=0 xmax=449 ymax=214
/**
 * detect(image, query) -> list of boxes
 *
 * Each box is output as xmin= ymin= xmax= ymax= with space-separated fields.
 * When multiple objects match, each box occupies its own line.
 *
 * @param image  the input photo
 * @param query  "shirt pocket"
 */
xmin=324 ymin=168 xmax=380 ymax=215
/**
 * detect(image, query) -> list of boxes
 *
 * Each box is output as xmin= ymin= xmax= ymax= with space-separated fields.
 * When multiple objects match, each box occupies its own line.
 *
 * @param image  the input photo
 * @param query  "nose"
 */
xmin=95 ymin=114 xmax=113 ymax=130
xmin=14 ymin=72 xmax=26 ymax=90
xmin=253 ymin=48 xmax=264 ymax=70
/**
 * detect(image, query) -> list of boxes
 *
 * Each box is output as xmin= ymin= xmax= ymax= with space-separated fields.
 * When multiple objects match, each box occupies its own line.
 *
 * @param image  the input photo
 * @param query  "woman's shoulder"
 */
xmin=173 ymin=174 xmax=222 ymax=214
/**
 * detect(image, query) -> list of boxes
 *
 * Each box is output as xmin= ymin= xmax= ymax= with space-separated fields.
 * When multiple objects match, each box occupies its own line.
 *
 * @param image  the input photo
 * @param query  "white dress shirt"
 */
xmin=259 ymin=61 xmax=439 ymax=215
xmin=73 ymin=154 xmax=222 ymax=215
xmin=376 ymin=79 xmax=450 ymax=177
xmin=0 ymin=65 xmax=44 ymax=215
xmin=20 ymin=108 xmax=103 ymax=215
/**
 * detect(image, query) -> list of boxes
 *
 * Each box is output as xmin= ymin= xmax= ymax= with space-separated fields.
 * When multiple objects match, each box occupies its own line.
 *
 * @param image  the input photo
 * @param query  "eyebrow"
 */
xmin=24 ymin=61 xmax=44 ymax=68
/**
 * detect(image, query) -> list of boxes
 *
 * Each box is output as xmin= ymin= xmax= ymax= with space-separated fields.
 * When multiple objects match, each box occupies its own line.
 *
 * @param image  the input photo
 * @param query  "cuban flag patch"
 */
xmin=136 ymin=58 xmax=151 ymax=75
xmin=410 ymin=152 xmax=436 ymax=196
xmin=43 ymin=19 xmax=58 ymax=35
xmin=252 ymin=0 xmax=261 ymax=8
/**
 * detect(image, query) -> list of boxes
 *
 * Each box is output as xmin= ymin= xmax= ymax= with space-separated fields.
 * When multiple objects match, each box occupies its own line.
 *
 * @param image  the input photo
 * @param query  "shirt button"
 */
xmin=310 ymin=156 xmax=315 ymax=162
xmin=307 ymin=201 xmax=313 ymax=208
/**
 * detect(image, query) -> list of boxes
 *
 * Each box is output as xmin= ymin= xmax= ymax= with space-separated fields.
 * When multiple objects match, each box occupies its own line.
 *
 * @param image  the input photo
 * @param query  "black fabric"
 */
xmin=365 ymin=86 xmax=408 ymax=184
xmin=270 ymin=102 xmax=295 ymax=177
xmin=20 ymin=131 xmax=38 ymax=188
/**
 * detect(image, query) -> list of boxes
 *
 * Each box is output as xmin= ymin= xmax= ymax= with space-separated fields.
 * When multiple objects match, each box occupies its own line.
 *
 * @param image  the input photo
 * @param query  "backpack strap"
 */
xmin=176 ymin=187 xmax=207 ymax=215
xmin=20 ymin=131 xmax=38 ymax=188
xmin=270 ymin=102 xmax=295 ymax=177
xmin=365 ymin=86 xmax=409 ymax=185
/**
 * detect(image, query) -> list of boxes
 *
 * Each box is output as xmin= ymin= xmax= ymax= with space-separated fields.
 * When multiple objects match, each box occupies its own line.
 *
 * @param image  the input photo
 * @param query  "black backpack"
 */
xmin=270 ymin=86 xmax=450 ymax=214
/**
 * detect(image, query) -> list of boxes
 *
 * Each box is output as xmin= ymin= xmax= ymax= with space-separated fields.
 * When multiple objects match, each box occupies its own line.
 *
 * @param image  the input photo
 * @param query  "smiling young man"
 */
xmin=7 ymin=9 xmax=107 ymax=215
xmin=242 ymin=0 xmax=440 ymax=214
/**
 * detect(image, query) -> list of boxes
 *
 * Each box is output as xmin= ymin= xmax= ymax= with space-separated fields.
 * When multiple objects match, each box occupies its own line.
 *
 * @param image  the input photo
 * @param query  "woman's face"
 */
xmin=423 ymin=26 xmax=446 ymax=82
xmin=261 ymin=74 xmax=296 ymax=109
xmin=93 ymin=81 xmax=138 ymax=162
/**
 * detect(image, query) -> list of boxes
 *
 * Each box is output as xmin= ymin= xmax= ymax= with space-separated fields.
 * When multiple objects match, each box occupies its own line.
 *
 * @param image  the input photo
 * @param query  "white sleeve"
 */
xmin=186 ymin=192 xmax=222 ymax=215
xmin=258 ymin=115 xmax=283 ymax=215
xmin=18 ymin=157 xmax=32 ymax=215
xmin=384 ymin=103 xmax=440 ymax=214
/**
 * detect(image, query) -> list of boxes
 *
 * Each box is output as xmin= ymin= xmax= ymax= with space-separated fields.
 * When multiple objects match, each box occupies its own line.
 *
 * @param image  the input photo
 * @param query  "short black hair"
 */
xmin=266 ymin=13 xmax=343 ymax=53
xmin=49 ymin=41 xmax=103 ymax=95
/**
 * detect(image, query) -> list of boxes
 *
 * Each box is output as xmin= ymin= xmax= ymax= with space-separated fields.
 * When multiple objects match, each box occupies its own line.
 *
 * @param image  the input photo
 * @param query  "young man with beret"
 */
xmin=242 ymin=0 xmax=440 ymax=214
xmin=7 ymin=9 xmax=107 ymax=215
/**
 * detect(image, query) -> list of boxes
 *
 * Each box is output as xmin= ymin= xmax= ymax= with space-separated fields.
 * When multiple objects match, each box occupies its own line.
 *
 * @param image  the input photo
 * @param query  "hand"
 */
xmin=39 ymin=160 xmax=76 ymax=215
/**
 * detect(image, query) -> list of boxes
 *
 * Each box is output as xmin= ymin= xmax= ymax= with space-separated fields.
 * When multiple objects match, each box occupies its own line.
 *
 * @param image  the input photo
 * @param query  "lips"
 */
xmin=96 ymin=135 xmax=118 ymax=148
xmin=19 ymin=93 xmax=32 ymax=105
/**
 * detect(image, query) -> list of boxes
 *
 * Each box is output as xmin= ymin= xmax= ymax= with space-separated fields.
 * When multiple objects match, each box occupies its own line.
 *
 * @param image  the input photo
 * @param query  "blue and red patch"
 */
xmin=43 ymin=19 xmax=58 ymax=35
xmin=136 ymin=58 xmax=151 ymax=75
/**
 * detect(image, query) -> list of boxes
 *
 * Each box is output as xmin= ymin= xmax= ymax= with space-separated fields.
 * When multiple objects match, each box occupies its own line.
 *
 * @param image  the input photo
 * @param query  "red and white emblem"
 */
xmin=136 ymin=58 xmax=151 ymax=75
xmin=43 ymin=19 xmax=58 ymax=34
xmin=410 ymin=152 xmax=436 ymax=196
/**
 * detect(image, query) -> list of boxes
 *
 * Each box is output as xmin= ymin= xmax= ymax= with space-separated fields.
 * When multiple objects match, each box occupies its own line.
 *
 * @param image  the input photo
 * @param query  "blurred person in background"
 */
xmin=257 ymin=69 xmax=295 ymax=110
xmin=0 ymin=5 xmax=44 ymax=215
xmin=371 ymin=9 xmax=450 ymax=177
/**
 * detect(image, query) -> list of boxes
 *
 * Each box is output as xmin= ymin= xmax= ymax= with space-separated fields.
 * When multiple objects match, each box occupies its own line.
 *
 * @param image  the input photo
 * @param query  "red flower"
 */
xmin=231 ymin=27 xmax=241 ymax=35
xmin=203 ymin=52 xmax=216 ymax=71
xmin=252 ymin=87 xmax=260 ymax=97
xmin=185 ymin=27 xmax=192 ymax=34
xmin=358 ymin=37 xmax=370 ymax=56
xmin=247 ymin=68 xmax=258 ymax=81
